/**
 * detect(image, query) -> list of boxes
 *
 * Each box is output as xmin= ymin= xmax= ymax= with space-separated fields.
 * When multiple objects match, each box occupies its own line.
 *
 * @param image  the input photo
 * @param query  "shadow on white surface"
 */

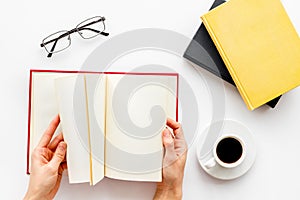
xmin=56 ymin=175 xmax=157 ymax=200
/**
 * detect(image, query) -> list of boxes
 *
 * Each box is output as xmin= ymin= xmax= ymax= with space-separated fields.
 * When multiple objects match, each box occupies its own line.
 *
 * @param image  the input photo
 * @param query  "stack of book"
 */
xmin=184 ymin=0 xmax=300 ymax=110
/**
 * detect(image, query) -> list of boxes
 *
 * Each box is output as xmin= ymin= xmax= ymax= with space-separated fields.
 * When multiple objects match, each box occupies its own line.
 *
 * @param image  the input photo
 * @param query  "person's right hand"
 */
xmin=153 ymin=118 xmax=188 ymax=200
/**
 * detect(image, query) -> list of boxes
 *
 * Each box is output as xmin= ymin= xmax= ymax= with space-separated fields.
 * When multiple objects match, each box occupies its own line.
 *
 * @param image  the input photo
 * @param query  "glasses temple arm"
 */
xmin=46 ymin=39 xmax=59 ymax=57
xmin=77 ymin=27 xmax=109 ymax=36
xmin=78 ymin=18 xmax=105 ymax=29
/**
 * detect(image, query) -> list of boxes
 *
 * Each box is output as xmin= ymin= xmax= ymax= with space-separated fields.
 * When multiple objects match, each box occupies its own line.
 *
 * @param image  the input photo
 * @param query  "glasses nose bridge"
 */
xmin=67 ymin=27 xmax=78 ymax=37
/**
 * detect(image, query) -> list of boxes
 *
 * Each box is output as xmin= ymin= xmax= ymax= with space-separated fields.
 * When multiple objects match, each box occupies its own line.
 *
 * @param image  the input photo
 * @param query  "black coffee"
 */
xmin=216 ymin=137 xmax=243 ymax=164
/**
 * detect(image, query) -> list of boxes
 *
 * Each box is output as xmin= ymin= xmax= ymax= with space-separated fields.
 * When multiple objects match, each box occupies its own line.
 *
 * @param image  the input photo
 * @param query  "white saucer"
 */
xmin=196 ymin=119 xmax=256 ymax=180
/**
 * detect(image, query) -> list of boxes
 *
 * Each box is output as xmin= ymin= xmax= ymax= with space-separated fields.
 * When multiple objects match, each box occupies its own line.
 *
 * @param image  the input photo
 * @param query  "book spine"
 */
xmin=27 ymin=70 xmax=33 ymax=174
xmin=201 ymin=16 xmax=255 ymax=110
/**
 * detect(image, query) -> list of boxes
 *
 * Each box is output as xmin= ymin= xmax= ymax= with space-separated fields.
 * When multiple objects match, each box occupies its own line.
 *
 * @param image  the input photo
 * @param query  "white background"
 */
xmin=0 ymin=0 xmax=300 ymax=199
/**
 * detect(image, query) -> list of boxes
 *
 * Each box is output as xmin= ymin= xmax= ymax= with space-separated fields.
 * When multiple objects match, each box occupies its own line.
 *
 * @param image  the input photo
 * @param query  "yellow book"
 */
xmin=201 ymin=0 xmax=300 ymax=110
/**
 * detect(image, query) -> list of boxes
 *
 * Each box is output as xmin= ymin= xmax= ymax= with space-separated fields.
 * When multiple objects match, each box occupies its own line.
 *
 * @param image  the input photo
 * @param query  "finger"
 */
xmin=48 ymin=132 xmax=64 ymax=151
xmin=166 ymin=118 xmax=180 ymax=130
xmin=58 ymin=161 xmax=67 ymax=175
xmin=61 ymin=162 xmax=68 ymax=170
xmin=49 ymin=141 xmax=67 ymax=170
xmin=162 ymin=129 xmax=177 ymax=166
xmin=53 ymin=165 xmax=64 ymax=193
xmin=38 ymin=115 xmax=60 ymax=147
xmin=174 ymin=127 xmax=185 ymax=142
xmin=166 ymin=118 xmax=185 ymax=140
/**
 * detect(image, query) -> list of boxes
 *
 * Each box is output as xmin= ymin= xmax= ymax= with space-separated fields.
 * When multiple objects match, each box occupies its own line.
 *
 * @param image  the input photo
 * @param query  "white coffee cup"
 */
xmin=204 ymin=135 xmax=246 ymax=169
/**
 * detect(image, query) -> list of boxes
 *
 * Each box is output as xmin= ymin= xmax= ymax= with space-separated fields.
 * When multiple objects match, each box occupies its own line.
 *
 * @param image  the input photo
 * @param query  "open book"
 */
xmin=27 ymin=70 xmax=178 ymax=185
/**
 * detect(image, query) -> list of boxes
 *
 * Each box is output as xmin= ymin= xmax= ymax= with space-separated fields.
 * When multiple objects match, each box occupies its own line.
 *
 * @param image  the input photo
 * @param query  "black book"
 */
xmin=183 ymin=0 xmax=281 ymax=108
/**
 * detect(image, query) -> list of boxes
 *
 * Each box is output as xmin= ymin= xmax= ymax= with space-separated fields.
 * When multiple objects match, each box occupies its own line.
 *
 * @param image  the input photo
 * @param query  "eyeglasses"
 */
xmin=40 ymin=16 xmax=109 ymax=58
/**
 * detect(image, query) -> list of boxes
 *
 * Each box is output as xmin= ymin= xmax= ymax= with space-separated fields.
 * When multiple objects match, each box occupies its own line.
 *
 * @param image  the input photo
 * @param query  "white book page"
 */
xmin=85 ymin=74 xmax=106 ymax=185
xmin=55 ymin=75 xmax=91 ymax=184
xmin=104 ymin=74 xmax=177 ymax=181
xmin=29 ymin=72 xmax=70 ymax=172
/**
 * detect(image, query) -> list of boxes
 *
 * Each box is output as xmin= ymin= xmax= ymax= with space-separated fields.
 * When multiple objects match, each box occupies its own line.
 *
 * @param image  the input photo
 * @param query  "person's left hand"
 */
xmin=24 ymin=115 xmax=67 ymax=200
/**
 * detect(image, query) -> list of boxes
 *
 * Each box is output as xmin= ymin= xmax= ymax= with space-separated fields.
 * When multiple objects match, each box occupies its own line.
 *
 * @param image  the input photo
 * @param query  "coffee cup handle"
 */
xmin=204 ymin=157 xmax=216 ymax=169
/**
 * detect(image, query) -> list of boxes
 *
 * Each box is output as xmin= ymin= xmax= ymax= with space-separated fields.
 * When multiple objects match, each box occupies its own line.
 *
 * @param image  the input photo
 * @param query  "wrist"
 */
xmin=24 ymin=190 xmax=48 ymax=200
xmin=154 ymin=183 xmax=182 ymax=200
xmin=24 ymin=193 xmax=40 ymax=200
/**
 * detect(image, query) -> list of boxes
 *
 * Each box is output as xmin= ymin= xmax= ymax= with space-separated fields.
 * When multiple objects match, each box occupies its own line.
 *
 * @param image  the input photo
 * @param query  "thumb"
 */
xmin=49 ymin=141 xmax=67 ymax=170
xmin=162 ymin=129 xmax=177 ymax=165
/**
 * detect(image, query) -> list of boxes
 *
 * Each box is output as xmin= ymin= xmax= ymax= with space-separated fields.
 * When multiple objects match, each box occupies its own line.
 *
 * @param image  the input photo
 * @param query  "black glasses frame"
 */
xmin=40 ymin=16 xmax=109 ymax=58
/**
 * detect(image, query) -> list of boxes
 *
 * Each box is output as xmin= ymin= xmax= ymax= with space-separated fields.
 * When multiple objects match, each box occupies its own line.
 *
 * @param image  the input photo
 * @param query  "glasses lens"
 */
xmin=76 ymin=16 xmax=105 ymax=39
xmin=42 ymin=30 xmax=71 ymax=53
